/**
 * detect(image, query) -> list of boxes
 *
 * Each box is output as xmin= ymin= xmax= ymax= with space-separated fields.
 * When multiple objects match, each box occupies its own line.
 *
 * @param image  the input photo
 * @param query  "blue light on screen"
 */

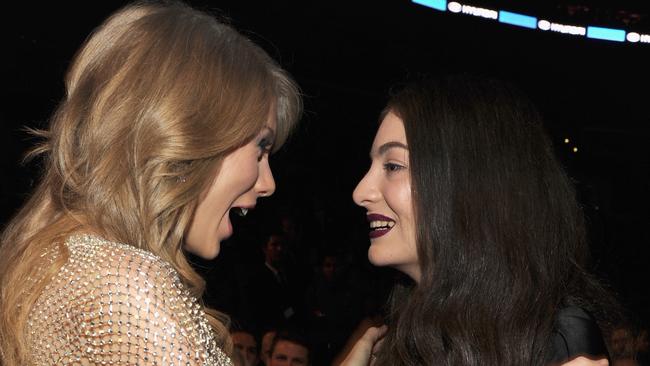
xmin=412 ymin=0 xmax=645 ymax=46
xmin=498 ymin=10 xmax=537 ymax=29
xmin=412 ymin=0 xmax=447 ymax=12
xmin=587 ymin=26 xmax=626 ymax=42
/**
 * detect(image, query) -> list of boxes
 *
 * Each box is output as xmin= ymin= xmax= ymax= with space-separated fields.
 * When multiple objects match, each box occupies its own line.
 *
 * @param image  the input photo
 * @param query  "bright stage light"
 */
xmin=412 ymin=0 xmax=649 ymax=46
xmin=586 ymin=26 xmax=626 ymax=42
xmin=538 ymin=19 xmax=585 ymax=35
xmin=626 ymin=32 xmax=650 ymax=43
xmin=538 ymin=20 xmax=551 ymax=31
xmin=448 ymin=2 xmax=461 ymax=13
xmin=413 ymin=0 xmax=447 ymax=11
xmin=461 ymin=5 xmax=498 ymax=19
xmin=627 ymin=32 xmax=641 ymax=42
xmin=499 ymin=10 xmax=537 ymax=29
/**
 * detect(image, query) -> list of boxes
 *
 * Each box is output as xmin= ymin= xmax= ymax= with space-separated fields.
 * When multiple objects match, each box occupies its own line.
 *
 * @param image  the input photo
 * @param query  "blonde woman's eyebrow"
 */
xmin=263 ymin=126 xmax=276 ymax=140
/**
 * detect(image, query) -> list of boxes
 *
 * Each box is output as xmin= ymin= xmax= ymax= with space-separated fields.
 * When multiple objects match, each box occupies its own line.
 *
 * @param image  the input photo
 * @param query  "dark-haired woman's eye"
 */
xmin=383 ymin=162 xmax=405 ymax=173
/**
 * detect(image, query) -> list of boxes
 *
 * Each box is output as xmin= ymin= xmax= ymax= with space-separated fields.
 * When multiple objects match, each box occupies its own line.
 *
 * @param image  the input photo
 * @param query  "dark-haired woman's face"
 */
xmin=353 ymin=112 xmax=420 ymax=282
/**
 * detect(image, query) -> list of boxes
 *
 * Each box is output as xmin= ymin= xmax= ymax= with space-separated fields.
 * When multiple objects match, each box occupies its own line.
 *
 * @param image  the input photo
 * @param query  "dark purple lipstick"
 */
xmin=366 ymin=213 xmax=396 ymax=239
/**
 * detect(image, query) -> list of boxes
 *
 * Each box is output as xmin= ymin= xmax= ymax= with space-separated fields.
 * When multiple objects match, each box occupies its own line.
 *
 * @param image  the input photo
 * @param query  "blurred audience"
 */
xmin=304 ymin=251 xmax=358 ymax=364
xmin=243 ymin=232 xmax=304 ymax=331
xmin=232 ymin=328 xmax=260 ymax=366
xmin=610 ymin=322 xmax=650 ymax=366
xmin=269 ymin=329 xmax=310 ymax=366
xmin=260 ymin=329 xmax=277 ymax=366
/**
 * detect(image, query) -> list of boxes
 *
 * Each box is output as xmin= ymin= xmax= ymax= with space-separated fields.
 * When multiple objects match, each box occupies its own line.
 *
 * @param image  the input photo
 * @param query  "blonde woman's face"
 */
xmin=353 ymin=112 xmax=420 ymax=282
xmin=185 ymin=112 xmax=277 ymax=259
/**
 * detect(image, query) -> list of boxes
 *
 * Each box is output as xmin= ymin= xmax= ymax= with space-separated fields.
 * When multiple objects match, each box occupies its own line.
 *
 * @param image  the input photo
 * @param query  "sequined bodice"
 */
xmin=27 ymin=234 xmax=232 ymax=365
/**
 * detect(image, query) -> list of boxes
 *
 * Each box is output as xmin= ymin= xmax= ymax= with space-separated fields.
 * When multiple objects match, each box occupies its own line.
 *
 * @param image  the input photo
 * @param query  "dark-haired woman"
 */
xmin=344 ymin=76 xmax=617 ymax=366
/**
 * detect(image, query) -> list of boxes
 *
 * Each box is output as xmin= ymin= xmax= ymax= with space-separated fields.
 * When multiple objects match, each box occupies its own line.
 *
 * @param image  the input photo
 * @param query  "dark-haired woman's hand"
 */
xmin=340 ymin=325 xmax=387 ymax=366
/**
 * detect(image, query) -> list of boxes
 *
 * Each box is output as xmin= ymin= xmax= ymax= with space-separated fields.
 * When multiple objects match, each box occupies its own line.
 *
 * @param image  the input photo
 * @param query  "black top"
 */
xmin=547 ymin=306 xmax=610 ymax=364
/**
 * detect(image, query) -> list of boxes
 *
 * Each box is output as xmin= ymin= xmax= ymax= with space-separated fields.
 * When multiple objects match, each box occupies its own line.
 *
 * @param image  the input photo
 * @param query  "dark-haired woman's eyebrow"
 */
xmin=375 ymin=141 xmax=408 ymax=156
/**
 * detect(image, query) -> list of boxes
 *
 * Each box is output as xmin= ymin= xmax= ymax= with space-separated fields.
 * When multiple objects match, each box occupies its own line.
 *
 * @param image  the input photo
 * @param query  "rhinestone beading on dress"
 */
xmin=27 ymin=234 xmax=232 ymax=365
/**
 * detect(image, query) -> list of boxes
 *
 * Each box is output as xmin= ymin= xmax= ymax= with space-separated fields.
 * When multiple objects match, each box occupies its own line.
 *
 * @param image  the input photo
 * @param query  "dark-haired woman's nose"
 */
xmin=353 ymin=169 xmax=380 ymax=208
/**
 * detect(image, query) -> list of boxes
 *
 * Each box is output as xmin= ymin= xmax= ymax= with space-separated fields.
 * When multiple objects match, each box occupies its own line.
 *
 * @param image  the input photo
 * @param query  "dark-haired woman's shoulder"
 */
xmin=549 ymin=306 xmax=610 ymax=365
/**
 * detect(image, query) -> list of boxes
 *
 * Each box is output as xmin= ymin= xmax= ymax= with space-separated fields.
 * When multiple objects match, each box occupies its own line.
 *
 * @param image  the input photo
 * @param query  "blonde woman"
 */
xmin=0 ymin=1 xmax=301 ymax=365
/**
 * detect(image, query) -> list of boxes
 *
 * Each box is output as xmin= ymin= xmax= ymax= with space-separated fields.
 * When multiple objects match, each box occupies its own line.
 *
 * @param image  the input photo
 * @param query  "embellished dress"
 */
xmin=26 ymin=234 xmax=233 ymax=365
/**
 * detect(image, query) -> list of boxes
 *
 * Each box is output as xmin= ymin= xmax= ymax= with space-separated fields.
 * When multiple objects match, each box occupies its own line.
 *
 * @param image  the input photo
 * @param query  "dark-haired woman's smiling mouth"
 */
xmin=366 ymin=213 xmax=396 ymax=239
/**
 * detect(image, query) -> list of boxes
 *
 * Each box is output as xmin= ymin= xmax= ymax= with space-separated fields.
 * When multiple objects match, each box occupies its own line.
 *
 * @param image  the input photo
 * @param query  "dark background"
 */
xmin=3 ymin=0 xmax=649 ymax=335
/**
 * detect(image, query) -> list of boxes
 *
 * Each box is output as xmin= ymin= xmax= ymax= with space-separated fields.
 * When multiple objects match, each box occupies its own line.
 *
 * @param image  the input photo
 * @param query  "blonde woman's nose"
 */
xmin=256 ymin=160 xmax=276 ymax=197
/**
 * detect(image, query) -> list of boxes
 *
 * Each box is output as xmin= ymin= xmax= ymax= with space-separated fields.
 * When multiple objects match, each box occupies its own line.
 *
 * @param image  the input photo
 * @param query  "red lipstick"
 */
xmin=366 ymin=214 xmax=396 ymax=239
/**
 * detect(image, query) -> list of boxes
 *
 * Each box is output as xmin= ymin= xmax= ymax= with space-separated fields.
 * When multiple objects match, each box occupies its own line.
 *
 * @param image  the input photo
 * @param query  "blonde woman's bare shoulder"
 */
xmin=29 ymin=234 xmax=233 ymax=365
xmin=65 ymin=234 xmax=180 ymax=287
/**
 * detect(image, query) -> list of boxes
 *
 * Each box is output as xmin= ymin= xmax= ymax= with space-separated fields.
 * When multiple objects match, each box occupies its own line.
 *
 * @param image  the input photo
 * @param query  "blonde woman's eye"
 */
xmin=257 ymin=138 xmax=272 ymax=161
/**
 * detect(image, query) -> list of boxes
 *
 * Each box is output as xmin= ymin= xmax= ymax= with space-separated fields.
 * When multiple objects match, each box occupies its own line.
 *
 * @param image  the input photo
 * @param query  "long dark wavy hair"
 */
xmin=375 ymin=75 xmax=619 ymax=366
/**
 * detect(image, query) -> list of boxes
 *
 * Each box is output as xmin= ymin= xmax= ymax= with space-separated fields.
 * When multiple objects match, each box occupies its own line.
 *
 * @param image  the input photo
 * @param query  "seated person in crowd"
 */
xmin=244 ymin=232 xmax=302 ymax=331
xmin=269 ymin=330 xmax=310 ymax=366
xmin=260 ymin=329 xmax=277 ymax=366
xmin=232 ymin=327 xmax=260 ymax=366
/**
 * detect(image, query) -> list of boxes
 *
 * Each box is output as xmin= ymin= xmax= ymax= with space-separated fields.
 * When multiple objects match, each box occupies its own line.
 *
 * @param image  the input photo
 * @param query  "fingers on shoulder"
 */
xmin=562 ymin=356 xmax=609 ymax=366
xmin=358 ymin=325 xmax=388 ymax=348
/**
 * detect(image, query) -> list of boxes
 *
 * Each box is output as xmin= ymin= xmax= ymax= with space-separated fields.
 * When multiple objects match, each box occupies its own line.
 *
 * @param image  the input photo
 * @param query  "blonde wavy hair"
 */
xmin=0 ymin=1 xmax=301 ymax=364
